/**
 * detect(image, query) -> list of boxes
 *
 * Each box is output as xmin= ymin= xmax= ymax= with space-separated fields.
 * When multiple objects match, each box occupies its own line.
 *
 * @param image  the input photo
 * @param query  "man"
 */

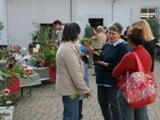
xmin=53 ymin=20 xmax=64 ymax=44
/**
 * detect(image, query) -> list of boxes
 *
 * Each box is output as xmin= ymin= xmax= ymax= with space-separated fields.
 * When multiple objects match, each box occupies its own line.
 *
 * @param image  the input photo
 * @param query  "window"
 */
xmin=140 ymin=8 xmax=158 ymax=20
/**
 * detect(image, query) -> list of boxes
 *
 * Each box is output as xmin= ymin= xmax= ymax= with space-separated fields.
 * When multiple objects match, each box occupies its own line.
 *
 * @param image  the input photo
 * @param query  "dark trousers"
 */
xmin=79 ymin=100 xmax=83 ymax=120
xmin=97 ymin=86 xmax=121 ymax=120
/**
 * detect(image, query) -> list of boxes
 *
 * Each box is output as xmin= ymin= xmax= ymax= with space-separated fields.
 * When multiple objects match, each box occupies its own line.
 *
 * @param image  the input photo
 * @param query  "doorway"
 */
xmin=89 ymin=18 xmax=104 ymax=29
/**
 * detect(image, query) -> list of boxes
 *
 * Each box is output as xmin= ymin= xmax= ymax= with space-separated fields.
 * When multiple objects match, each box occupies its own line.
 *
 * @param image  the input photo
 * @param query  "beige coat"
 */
xmin=56 ymin=41 xmax=89 ymax=96
xmin=93 ymin=33 xmax=106 ymax=49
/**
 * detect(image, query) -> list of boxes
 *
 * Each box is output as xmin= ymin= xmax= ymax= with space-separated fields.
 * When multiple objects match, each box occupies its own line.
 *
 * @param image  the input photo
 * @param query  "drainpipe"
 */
xmin=70 ymin=0 xmax=72 ymax=21
xmin=111 ymin=0 xmax=116 ymax=22
xmin=6 ymin=0 xmax=9 ymax=46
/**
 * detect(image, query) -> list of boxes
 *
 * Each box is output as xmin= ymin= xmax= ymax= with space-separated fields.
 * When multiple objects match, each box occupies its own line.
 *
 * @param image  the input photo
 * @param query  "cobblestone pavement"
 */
xmin=14 ymin=60 xmax=160 ymax=120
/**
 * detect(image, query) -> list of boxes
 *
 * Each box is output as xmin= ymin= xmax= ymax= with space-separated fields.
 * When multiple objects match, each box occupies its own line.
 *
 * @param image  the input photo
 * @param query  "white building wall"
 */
xmin=76 ymin=0 xmax=112 ymax=37
xmin=6 ymin=0 xmax=160 ymax=46
xmin=0 ymin=0 xmax=8 ymax=45
xmin=7 ymin=0 xmax=70 ymax=47
xmin=113 ymin=0 xmax=160 ymax=30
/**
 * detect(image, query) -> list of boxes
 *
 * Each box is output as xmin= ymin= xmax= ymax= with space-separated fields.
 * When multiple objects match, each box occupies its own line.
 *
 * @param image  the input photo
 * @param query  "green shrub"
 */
xmin=147 ymin=18 xmax=160 ymax=42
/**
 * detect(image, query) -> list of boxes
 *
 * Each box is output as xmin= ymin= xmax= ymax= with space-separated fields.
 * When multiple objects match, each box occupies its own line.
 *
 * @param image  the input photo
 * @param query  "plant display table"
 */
xmin=20 ymin=73 xmax=41 ymax=96
xmin=34 ymin=67 xmax=50 ymax=81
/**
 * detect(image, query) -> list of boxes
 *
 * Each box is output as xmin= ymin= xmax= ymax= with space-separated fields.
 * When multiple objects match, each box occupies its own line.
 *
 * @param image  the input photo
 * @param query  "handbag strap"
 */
xmin=133 ymin=52 xmax=144 ymax=72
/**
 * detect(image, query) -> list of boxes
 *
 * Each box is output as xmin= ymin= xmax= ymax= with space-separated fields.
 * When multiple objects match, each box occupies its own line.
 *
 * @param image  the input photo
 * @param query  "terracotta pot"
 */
xmin=8 ymin=79 xmax=20 ymax=93
xmin=49 ymin=65 xmax=56 ymax=82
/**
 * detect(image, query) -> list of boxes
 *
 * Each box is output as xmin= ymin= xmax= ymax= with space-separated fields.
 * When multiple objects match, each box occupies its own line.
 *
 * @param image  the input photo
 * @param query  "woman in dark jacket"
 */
xmin=131 ymin=19 xmax=155 ymax=71
xmin=95 ymin=23 xmax=128 ymax=120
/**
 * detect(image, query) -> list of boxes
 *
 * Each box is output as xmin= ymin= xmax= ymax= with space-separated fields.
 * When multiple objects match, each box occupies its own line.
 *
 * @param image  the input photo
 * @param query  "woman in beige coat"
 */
xmin=56 ymin=22 xmax=90 ymax=120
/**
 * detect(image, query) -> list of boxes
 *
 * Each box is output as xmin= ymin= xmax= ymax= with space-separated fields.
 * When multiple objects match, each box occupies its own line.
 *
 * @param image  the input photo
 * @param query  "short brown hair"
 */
xmin=108 ymin=22 xmax=123 ymax=34
xmin=127 ymin=27 xmax=144 ymax=45
xmin=53 ymin=20 xmax=62 ymax=26
xmin=62 ymin=22 xmax=81 ymax=42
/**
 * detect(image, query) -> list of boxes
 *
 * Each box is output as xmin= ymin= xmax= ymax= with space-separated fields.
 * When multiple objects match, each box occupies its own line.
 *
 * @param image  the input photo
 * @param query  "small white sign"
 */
xmin=0 ymin=106 xmax=14 ymax=120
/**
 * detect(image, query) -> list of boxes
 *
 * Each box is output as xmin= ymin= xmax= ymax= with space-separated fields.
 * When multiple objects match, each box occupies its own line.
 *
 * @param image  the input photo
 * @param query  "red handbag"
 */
xmin=118 ymin=52 xmax=157 ymax=109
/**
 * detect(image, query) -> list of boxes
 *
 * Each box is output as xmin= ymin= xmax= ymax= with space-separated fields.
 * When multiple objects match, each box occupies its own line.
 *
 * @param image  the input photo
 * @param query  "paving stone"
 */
xmin=13 ymin=60 xmax=160 ymax=120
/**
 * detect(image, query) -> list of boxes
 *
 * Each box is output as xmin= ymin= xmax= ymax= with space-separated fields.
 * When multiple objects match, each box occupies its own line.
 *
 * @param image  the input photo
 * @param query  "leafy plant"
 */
xmin=31 ymin=25 xmax=58 ymax=66
xmin=0 ymin=49 xmax=7 ymax=60
xmin=0 ymin=22 xmax=4 ymax=31
xmin=147 ymin=18 xmax=160 ymax=42
xmin=70 ymin=92 xmax=80 ymax=99
xmin=32 ymin=26 xmax=58 ymax=48
xmin=0 ymin=52 xmax=28 ymax=106
xmin=43 ymin=47 xmax=57 ymax=66
xmin=0 ymin=65 xmax=27 ymax=106
xmin=80 ymin=38 xmax=93 ymax=46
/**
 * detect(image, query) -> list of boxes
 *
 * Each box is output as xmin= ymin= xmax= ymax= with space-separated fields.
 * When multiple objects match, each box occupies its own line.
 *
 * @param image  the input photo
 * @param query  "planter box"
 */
xmin=0 ymin=106 xmax=14 ymax=120
xmin=20 ymin=73 xmax=41 ymax=87
xmin=34 ymin=67 xmax=50 ymax=81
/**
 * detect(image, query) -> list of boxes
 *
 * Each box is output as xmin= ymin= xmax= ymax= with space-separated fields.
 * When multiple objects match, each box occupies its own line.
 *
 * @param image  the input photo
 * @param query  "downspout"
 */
xmin=6 ymin=0 xmax=9 ymax=46
xmin=70 ymin=0 xmax=72 ymax=21
xmin=111 ymin=0 xmax=116 ymax=22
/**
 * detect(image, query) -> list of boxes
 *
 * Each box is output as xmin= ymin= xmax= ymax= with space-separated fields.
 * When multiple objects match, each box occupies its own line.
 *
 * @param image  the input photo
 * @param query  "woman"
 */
xmin=113 ymin=27 xmax=152 ymax=120
xmin=56 ymin=22 xmax=90 ymax=120
xmin=92 ymin=25 xmax=107 ymax=50
xmin=95 ymin=23 xmax=128 ymax=120
xmin=131 ymin=19 xmax=155 ymax=71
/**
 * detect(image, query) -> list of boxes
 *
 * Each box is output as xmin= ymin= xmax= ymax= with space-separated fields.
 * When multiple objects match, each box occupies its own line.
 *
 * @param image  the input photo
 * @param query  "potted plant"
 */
xmin=0 ymin=52 xmax=28 ymax=120
xmin=0 ymin=67 xmax=27 ymax=120
xmin=0 ymin=88 xmax=14 ymax=120
xmin=31 ymin=25 xmax=58 ymax=82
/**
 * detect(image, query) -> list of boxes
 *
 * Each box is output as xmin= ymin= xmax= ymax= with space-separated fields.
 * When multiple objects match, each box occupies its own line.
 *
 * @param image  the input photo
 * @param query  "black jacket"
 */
xmin=144 ymin=40 xmax=155 ymax=71
xmin=96 ymin=43 xmax=128 ymax=86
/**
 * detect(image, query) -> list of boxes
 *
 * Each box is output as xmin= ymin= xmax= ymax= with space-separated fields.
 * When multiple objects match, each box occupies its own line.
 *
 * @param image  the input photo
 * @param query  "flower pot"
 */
xmin=8 ymin=79 xmax=20 ymax=93
xmin=0 ymin=106 xmax=14 ymax=120
xmin=49 ymin=65 xmax=56 ymax=82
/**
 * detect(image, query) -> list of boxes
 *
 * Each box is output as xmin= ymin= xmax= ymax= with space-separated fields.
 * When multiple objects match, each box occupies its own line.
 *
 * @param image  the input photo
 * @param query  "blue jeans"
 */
xmin=83 ymin=63 xmax=90 ymax=87
xmin=118 ymin=91 xmax=149 ymax=120
xmin=62 ymin=96 xmax=80 ymax=120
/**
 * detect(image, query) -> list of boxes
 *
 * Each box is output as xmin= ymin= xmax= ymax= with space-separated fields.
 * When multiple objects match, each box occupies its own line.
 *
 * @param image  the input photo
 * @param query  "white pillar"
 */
xmin=0 ymin=0 xmax=8 ymax=45
xmin=70 ymin=0 xmax=78 ymax=22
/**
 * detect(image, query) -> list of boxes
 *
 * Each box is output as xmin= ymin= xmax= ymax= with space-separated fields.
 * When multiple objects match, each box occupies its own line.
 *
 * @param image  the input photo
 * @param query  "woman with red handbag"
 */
xmin=113 ymin=28 xmax=153 ymax=120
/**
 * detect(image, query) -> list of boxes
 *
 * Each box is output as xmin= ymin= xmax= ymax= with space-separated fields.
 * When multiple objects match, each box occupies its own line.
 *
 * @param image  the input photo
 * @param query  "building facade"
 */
xmin=0 ymin=0 xmax=160 ymax=46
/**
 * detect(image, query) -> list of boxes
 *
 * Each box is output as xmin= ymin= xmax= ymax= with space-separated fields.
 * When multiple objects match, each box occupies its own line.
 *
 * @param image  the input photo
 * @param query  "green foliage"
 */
xmin=80 ymin=38 xmax=93 ymax=45
xmin=147 ymin=18 xmax=160 ymax=42
xmin=70 ymin=92 xmax=80 ymax=99
xmin=32 ymin=26 xmax=58 ymax=48
xmin=0 ymin=49 xmax=7 ymax=60
xmin=31 ymin=25 xmax=58 ymax=66
xmin=85 ymin=25 xmax=94 ymax=38
xmin=43 ymin=47 xmax=57 ymax=66
xmin=0 ymin=65 xmax=27 ymax=83
xmin=32 ymin=52 xmax=45 ymax=62
xmin=0 ymin=65 xmax=27 ymax=106
xmin=0 ymin=22 xmax=4 ymax=31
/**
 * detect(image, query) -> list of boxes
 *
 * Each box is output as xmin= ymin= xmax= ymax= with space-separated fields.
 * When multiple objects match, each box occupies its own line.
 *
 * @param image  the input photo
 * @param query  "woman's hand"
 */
xmin=95 ymin=60 xmax=109 ymax=67
xmin=84 ymin=92 xmax=92 ymax=99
